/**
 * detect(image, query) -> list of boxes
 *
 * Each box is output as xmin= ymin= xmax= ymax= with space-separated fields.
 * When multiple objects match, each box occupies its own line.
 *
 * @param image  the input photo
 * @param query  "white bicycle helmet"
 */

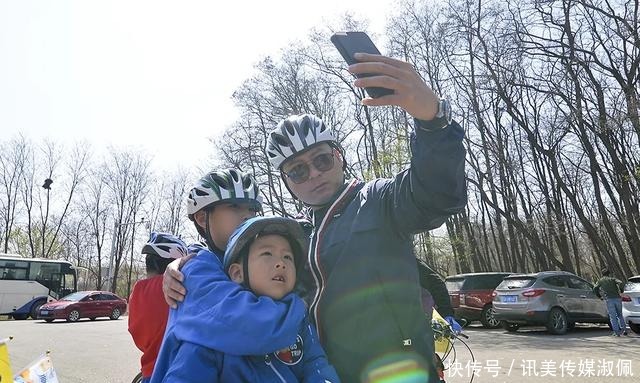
xmin=142 ymin=232 xmax=187 ymax=259
xmin=186 ymin=168 xmax=263 ymax=220
xmin=265 ymin=114 xmax=336 ymax=170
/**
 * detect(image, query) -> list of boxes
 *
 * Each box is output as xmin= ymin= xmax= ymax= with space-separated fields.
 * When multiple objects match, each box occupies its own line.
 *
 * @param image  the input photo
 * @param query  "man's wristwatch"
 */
xmin=416 ymin=98 xmax=452 ymax=131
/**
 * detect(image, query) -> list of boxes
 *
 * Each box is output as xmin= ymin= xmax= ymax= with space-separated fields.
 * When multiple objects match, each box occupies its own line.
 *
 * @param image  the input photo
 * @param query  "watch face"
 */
xmin=436 ymin=99 xmax=452 ymax=122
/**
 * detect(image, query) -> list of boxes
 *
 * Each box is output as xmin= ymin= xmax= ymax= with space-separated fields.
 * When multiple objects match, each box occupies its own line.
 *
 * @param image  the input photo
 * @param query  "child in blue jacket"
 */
xmin=153 ymin=216 xmax=339 ymax=382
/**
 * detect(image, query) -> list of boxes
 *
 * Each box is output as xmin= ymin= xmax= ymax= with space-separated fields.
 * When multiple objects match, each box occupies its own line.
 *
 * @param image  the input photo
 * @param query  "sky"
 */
xmin=0 ymin=0 xmax=394 ymax=173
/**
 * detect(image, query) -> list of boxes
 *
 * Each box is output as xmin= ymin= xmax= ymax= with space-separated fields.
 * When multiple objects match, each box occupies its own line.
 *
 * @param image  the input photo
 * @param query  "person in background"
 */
xmin=593 ymin=268 xmax=627 ymax=336
xmin=128 ymin=232 xmax=187 ymax=383
xmin=417 ymin=259 xmax=462 ymax=334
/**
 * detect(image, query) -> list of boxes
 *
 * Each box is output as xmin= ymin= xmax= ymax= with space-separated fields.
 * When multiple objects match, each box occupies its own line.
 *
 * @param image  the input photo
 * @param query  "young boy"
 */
xmin=150 ymin=169 xmax=308 ymax=382
xmin=155 ymin=216 xmax=339 ymax=381
xmin=128 ymin=232 xmax=188 ymax=383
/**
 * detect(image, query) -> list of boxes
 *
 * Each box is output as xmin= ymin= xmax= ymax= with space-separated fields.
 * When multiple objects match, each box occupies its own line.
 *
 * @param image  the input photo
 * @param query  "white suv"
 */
xmin=622 ymin=275 xmax=640 ymax=334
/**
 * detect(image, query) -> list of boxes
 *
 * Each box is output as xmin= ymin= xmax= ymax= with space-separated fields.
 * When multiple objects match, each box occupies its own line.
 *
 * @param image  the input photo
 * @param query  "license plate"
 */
xmin=40 ymin=310 xmax=48 ymax=315
xmin=502 ymin=295 xmax=517 ymax=303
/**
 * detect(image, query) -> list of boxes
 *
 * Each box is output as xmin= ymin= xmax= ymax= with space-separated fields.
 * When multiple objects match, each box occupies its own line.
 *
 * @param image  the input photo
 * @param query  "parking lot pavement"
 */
xmin=1 ymin=317 xmax=637 ymax=382
xmin=442 ymin=324 xmax=638 ymax=382
xmin=2 ymin=316 xmax=141 ymax=383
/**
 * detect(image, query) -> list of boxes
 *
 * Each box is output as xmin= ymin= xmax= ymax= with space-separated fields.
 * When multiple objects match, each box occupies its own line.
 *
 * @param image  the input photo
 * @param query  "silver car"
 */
xmin=492 ymin=271 xmax=609 ymax=335
xmin=622 ymin=275 xmax=640 ymax=334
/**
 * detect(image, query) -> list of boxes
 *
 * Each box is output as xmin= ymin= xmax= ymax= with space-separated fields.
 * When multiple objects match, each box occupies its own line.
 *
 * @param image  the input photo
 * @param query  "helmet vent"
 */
xmin=229 ymin=170 xmax=240 ymax=183
xmin=273 ymin=134 xmax=290 ymax=147
xmin=283 ymin=120 xmax=296 ymax=136
xmin=242 ymin=175 xmax=252 ymax=189
xmin=212 ymin=174 xmax=229 ymax=189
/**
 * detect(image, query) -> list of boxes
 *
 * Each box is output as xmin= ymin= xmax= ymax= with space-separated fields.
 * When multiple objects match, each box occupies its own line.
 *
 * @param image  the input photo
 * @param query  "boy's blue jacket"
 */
xmin=150 ymin=246 xmax=338 ymax=382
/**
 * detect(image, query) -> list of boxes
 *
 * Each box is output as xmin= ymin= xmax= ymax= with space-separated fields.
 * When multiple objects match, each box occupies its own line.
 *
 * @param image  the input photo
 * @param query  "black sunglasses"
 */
xmin=282 ymin=152 xmax=336 ymax=184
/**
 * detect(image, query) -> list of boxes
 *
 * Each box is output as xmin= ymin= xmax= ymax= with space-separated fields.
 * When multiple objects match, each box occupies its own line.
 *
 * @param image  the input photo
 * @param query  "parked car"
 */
xmin=39 ymin=290 xmax=127 ymax=323
xmin=445 ymin=272 xmax=512 ymax=328
xmin=493 ymin=271 xmax=609 ymax=335
xmin=622 ymin=275 xmax=640 ymax=334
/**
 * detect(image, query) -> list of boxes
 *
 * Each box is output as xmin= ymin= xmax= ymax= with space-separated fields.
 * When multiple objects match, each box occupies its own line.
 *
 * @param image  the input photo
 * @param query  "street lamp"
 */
xmin=41 ymin=178 xmax=53 ymax=258
xmin=42 ymin=178 xmax=53 ymax=190
xmin=106 ymin=218 xmax=145 ymax=291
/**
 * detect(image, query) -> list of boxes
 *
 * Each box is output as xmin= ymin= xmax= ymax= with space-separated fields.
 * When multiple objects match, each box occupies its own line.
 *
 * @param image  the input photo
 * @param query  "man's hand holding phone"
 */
xmin=331 ymin=31 xmax=440 ymax=121
xmin=348 ymin=52 xmax=439 ymax=121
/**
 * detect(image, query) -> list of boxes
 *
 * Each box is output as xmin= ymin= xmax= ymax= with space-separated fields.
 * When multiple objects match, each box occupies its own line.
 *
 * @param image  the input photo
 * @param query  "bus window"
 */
xmin=0 ymin=259 xmax=28 ymax=280
xmin=29 ymin=262 xmax=61 ymax=281
xmin=60 ymin=273 xmax=76 ymax=297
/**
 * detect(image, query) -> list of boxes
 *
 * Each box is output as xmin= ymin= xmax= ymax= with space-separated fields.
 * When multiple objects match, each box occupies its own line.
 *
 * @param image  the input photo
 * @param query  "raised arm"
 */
xmin=349 ymin=53 xmax=467 ymax=233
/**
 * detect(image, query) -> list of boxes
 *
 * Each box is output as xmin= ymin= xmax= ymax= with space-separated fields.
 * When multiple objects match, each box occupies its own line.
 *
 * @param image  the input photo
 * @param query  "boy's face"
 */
xmin=195 ymin=202 xmax=258 ymax=250
xmin=229 ymin=234 xmax=296 ymax=300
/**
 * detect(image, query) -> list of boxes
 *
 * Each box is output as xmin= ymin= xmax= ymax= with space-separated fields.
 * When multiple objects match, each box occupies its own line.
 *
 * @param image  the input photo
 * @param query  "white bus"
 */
xmin=0 ymin=254 xmax=77 ymax=319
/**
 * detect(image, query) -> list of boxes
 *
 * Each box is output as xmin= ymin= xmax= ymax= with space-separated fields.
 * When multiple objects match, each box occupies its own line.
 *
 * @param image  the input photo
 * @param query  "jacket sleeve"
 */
xmin=298 ymin=318 xmax=341 ymax=383
xmin=159 ymin=341 xmax=220 ymax=382
xmin=171 ymin=250 xmax=306 ymax=355
xmin=375 ymin=120 xmax=467 ymax=234
xmin=416 ymin=259 xmax=454 ymax=318
xmin=592 ymin=281 xmax=601 ymax=297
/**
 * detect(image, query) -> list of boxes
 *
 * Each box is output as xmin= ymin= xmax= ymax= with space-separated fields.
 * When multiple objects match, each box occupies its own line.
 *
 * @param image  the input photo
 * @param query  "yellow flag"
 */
xmin=432 ymin=309 xmax=453 ymax=354
xmin=0 ymin=337 xmax=13 ymax=383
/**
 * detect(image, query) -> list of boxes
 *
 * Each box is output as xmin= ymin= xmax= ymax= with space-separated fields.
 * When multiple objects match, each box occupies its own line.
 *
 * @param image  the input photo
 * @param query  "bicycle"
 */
xmin=431 ymin=309 xmax=475 ymax=383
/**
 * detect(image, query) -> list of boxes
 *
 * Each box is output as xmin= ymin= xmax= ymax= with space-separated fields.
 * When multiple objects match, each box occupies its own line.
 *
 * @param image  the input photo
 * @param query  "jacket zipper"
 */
xmin=308 ymin=179 xmax=360 ymax=338
xmin=264 ymin=355 xmax=286 ymax=382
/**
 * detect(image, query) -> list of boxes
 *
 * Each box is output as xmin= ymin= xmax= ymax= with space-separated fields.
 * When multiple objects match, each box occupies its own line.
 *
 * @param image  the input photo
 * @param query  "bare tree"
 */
xmin=102 ymin=149 xmax=152 ymax=293
xmin=0 ymin=135 xmax=28 ymax=253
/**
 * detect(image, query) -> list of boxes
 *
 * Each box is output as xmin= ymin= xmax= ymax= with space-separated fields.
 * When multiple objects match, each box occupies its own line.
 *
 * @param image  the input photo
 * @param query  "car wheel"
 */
xmin=546 ymin=308 xmax=568 ymax=335
xmin=44 ymin=319 xmax=54 ymax=323
xmin=110 ymin=308 xmax=121 ymax=320
xmin=502 ymin=321 xmax=520 ymax=332
xmin=480 ymin=305 xmax=501 ymax=328
xmin=30 ymin=300 xmax=45 ymax=319
xmin=67 ymin=309 xmax=80 ymax=322
xmin=629 ymin=322 xmax=640 ymax=335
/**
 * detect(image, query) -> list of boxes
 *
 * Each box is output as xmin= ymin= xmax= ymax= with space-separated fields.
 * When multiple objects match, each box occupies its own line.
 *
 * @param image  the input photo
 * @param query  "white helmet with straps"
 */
xmin=142 ymin=232 xmax=187 ymax=259
xmin=186 ymin=169 xmax=262 ymax=220
xmin=265 ymin=114 xmax=336 ymax=170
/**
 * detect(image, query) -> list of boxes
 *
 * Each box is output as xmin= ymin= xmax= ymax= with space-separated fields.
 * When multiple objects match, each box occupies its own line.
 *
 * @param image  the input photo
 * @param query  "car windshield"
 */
xmin=497 ymin=277 xmax=536 ymax=289
xmin=625 ymin=278 xmax=640 ymax=292
xmin=59 ymin=291 xmax=91 ymax=302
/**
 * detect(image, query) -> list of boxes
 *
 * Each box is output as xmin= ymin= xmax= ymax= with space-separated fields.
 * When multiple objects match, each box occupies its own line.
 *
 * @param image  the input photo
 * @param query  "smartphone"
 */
xmin=330 ymin=31 xmax=394 ymax=98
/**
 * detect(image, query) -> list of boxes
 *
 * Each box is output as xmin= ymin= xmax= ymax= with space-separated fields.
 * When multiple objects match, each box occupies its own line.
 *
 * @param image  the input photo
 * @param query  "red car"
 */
xmin=38 ymin=290 xmax=127 ymax=323
xmin=446 ymin=272 xmax=512 ymax=328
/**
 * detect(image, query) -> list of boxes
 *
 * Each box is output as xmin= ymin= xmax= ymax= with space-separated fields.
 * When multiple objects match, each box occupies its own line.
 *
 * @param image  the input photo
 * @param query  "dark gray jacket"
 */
xmin=304 ymin=120 xmax=467 ymax=383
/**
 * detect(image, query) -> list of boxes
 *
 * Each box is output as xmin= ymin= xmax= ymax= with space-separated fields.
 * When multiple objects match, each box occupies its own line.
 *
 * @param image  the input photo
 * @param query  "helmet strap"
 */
xmin=203 ymin=210 xmax=224 ymax=257
xmin=241 ymin=255 xmax=252 ymax=291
